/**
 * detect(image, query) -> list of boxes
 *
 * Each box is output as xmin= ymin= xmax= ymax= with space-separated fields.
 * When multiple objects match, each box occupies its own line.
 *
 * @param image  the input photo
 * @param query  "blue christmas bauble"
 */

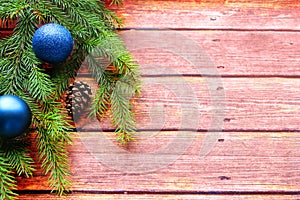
xmin=32 ymin=23 xmax=73 ymax=64
xmin=0 ymin=95 xmax=32 ymax=138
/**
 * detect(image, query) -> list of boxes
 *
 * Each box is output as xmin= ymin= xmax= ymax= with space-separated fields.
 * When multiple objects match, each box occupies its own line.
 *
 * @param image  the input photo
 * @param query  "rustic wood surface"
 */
xmin=111 ymin=0 xmax=300 ymax=30
xmin=18 ymin=193 xmax=300 ymax=200
xmin=73 ymin=77 xmax=300 ymax=131
xmin=120 ymin=31 xmax=300 ymax=76
xmin=18 ymin=131 xmax=300 ymax=191
xmin=15 ymin=0 xmax=300 ymax=199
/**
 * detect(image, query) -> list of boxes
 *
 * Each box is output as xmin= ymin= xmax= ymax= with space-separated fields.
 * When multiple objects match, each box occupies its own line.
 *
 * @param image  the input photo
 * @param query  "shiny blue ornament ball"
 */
xmin=32 ymin=23 xmax=73 ymax=64
xmin=0 ymin=95 xmax=32 ymax=138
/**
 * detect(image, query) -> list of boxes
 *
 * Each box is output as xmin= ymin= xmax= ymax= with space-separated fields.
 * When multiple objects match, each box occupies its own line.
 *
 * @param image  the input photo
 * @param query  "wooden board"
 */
xmin=119 ymin=31 xmax=300 ymax=76
xmin=73 ymin=76 xmax=300 ymax=131
xmin=17 ymin=131 xmax=300 ymax=192
xmin=18 ymin=193 xmax=300 ymax=200
xmin=111 ymin=0 xmax=300 ymax=30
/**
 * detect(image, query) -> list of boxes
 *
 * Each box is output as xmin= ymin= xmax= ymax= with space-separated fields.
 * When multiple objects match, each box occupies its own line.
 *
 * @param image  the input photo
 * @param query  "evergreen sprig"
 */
xmin=0 ymin=152 xmax=18 ymax=200
xmin=0 ymin=0 xmax=141 ymax=199
xmin=3 ymin=139 xmax=35 ymax=178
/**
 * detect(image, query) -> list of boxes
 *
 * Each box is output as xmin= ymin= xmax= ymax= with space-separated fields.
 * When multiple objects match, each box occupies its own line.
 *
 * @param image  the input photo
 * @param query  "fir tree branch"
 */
xmin=97 ymin=1 xmax=123 ymax=28
xmin=51 ymin=47 xmax=86 ymax=98
xmin=0 ymin=152 xmax=18 ymax=200
xmin=37 ymin=129 xmax=72 ymax=195
xmin=84 ymin=32 xmax=141 ymax=143
xmin=2 ymin=139 xmax=35 ymax=178
xmin=26 ymin=64 xmax=54 ymax=101
xmin=111 ymin=74 xmax=137 ymax=144
xmin=113 ymin=53 xmax=142 ymax=96
xmin=35 ymin=105 xmax=72 ymax=195
xmin=90 ymin=79 xmax=112 ymax=119
xmin=88 ymin=33 xmax=142 ymax=94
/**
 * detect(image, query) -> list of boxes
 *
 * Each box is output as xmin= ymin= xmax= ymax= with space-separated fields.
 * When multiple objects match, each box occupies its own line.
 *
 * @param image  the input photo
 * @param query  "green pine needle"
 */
xmin=2 ymin=139 xmax=35 ymax=178
xmin=0 ymin=152 xmax=18 ymax=200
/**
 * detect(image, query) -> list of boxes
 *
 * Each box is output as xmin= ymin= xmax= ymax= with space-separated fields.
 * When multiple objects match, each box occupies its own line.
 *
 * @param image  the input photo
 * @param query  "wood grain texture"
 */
xmin=74 ymin=76 xmax=300 ymax=131
xmin=18 ymin=193 xmax=300 ymax=200
xmin=110 ymin=0 xmax=300 ymax=30
xmin=119 ymin=30 xmax=300 ymax=76
xmin=17 ymin=131 xmax=300 ymax=192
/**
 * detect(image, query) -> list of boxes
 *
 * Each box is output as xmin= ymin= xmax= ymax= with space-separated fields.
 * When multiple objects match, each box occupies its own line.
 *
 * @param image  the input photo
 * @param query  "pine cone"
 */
xmin=65 ymin=81 xmax=92 ymax=122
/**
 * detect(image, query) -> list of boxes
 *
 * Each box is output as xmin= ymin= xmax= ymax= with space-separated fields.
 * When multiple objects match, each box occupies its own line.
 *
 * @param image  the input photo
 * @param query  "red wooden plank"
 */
xmin=118 ymin=30 xmax=300 ymax=76
xmin=110 ymin=0 xmax=300 ymax=30
xmin=17 ymin=131 xmax=300 ymax=192
xmin=73 ymin=77 xmax=300 ymax=131
xmin=18 ymin=193 xmax=300 ymax=200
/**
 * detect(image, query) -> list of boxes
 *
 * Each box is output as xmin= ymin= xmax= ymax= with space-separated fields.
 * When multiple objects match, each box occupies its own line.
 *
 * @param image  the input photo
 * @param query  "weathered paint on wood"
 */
xmin=119 ymin=31 xmax=300 ymax=76
xmin=18 ymin=193 xmax=300 ymax=200
xmin=72 ymin=76 xmax=300 ymax=131
xmin=111 ymin=0 xmax=300 ymax=30
xmin=17 ymin=131 xmax=300 ymax=192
